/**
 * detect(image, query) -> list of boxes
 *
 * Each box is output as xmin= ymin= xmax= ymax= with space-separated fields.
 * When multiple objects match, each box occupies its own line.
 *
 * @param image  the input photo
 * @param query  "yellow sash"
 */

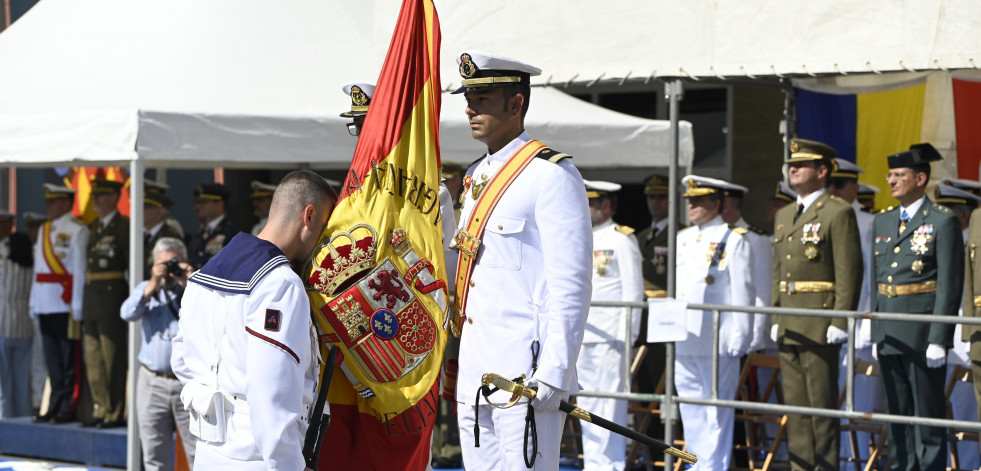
xmin=452 ymin=140 xmax=546 ymax=333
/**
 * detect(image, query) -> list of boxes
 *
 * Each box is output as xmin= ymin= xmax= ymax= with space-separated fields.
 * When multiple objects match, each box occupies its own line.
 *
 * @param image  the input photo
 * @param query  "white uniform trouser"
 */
xmin=459 ymin=401 xmax=566 ymax=471
xmin=578 ymin=342 xmax=627 ymax=471
xmin=837 ymin=346 xmax=881 ymax=466
xmin=676 ymin=355 xmax=739 ymax=471
xmin=947 ymin=323 xmax=979 ymax=470
xmin=193 ymin=442 xmax=266 ymax=471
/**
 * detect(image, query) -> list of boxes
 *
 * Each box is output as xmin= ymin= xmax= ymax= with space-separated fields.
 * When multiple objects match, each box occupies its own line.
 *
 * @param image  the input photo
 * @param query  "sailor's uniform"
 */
xmin=172 ymin=233 xmax=317 ymax=470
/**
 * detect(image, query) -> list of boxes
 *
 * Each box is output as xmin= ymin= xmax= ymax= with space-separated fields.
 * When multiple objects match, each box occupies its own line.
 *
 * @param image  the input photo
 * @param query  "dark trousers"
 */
xmin=38 ymin=313 xmax=76 ymax=416
xmin=778 ymin=344 xmax=840 ymax=471
xmin=83 ymin=317 xmax=128 ymax=422
xmin=878 ymin=353 xmax=948 ymax=471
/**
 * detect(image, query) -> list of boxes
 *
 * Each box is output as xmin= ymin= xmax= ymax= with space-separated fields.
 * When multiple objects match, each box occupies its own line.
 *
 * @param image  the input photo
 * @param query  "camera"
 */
xmin=165 ymin=258 xmax=184 ymax=277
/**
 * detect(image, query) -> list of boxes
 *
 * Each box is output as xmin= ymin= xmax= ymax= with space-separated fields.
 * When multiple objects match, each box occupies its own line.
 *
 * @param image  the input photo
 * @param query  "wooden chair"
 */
xmin=837 ymin=358 xmax=888 ymax=471
xmin=945 ymin=364 xmax=979 ymax=471
xmin=731 ymin=351 xmax=789 ymax=471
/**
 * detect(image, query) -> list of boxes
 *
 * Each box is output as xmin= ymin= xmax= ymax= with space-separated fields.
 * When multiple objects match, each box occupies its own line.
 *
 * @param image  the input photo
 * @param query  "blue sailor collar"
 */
xmin=189 ymin=233 xmax=290 ymax=295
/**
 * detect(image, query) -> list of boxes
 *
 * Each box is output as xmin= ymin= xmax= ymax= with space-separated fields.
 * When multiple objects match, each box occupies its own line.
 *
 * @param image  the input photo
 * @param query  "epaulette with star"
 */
xmin=536 ymin=147 xmax=572 ymax=164
xmin=615 ymin=225 xmax=635 ymax=236
xmin=730 ymin=226 xmax=749 ymax=235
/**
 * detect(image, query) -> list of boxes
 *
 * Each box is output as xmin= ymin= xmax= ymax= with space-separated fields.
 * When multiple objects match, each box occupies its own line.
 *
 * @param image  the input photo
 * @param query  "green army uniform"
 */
xmin=143 ymin=191 xmax=182 ymax=279
xmin=81 ymin=179 xmax=130 ymax=426
xmin=962 ymin=208 xmax=981 ymax=421
xmin=771 ymin=139 xmax=863 ymax=471
xmin=871 ymin=144 xmax=962 ymax=471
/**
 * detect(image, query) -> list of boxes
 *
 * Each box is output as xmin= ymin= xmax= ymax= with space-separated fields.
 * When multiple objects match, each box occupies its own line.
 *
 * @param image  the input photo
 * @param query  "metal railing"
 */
xmin=584 ymin=300 xmax=981 ymax=469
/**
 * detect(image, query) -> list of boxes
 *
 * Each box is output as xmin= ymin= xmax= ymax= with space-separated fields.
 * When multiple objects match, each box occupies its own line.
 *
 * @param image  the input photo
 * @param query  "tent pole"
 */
xmin=127 ymin=157 xmax=144 ymax=471
xmin=662 ymin=78 xmax=684 ymax=471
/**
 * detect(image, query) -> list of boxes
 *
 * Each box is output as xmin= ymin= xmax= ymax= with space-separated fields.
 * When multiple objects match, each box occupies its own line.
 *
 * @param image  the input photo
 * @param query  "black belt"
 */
xmin=142 ymin=364 xmax=178 ymax=380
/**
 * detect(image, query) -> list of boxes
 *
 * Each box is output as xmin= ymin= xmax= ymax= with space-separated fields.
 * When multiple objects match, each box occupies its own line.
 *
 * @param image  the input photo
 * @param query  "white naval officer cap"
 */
xmin=452 ymin=50 xmax=542 ymax=94
xmin=341 ymin=82 xmax=376 ymax=118
xmin=681 ymin=175 xmax=741 ymax=198
xmin=831 ymin=158 xmax=864 ymax=180
xmin=144 ymin=179 xmax=170 ymax=193
xmin=43 ymin=183 xmax=76 ymax=200
xmin=857 ymin=183 xmax=880 ymax=196
xmin=935 ymin=184 xmax=981 ymax=208
xmin=941 ymin=178 xmax=981 ymax=196
xmin=583 ymin=180 xmax=622 ymax=198
xmin=249 ymin=180 xmax=278 ymax=199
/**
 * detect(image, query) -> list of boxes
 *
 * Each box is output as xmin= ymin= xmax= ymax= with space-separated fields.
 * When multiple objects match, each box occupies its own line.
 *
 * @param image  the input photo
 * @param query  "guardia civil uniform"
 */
xmin=871 ymin=144 xmax=962 ymax=471
xmin=188 ymin=184 xmax=240 ymax=270
xmin=248 ymin=181 xmax=276 ymax=236
xmin=29 ymin=184 xmax=89 ymax=421
xmin=81 ymin=179 xmax=130 ymax=426
xmin=675 ymin=176 xmax=755 ymax=471
xmin=962 ymin=205 xmax=981 ymax=427
xmin=578 ymin=181 xmax=643 ymax=471
xmin=771 ymin=139 xmax=862 ymax=471
xmin=829 ymin=159 xmax=880 ymax=467
xmin=172 ymin=233 xmax=317 ymax=471
xmin=451 ymin=51 xmax=592 ymax=471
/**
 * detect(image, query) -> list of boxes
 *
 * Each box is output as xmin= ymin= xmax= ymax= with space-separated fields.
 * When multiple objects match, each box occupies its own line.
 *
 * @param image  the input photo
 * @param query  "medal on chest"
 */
xmin=910 ymin=224 xmax=933 ymax=255
xmin=800 ymin=223 xmax=821 ymax=260
xmin=470 ymin=174 xmax=489 ymax=200
xmin=206 ymin=234 xmax=226 ymax=255
xmin=95 ymin=235 xmax=115 ymax=258
xmin=653 ymin=246 xmax=667 ymax=274
xmin=706 ymin=242 xmax=727 ymax=269
xmin=593 ymin=249 xmax=614 ymax=276
xmin=56 ymin=233 xmax=71 ymax=249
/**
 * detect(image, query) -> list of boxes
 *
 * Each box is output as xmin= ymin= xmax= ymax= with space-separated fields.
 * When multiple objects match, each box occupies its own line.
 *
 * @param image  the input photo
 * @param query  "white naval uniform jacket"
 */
xmin=852 ymin=200 xmax=876 ymax=346
xmin=585 ymin=219 xmax=643 ymax=344
xmin=29 ymin=212 xmax=89 ymax=319
xmin=734 ymin=217 xmax=774 ymax=350
xmin=675 ymin=216 xmax=755 ymax=357
xmin=455 ymin=131 xmax=593 ymax=404
xmin=171 ymin=233 xmax=316 ymax=471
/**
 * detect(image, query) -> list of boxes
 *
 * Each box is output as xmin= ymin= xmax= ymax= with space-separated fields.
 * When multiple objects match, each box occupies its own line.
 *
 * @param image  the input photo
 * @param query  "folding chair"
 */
xmin=945 ymin=364 xmax=979 ymax=471
xmin=731 ymin=351 xmax=789 ymax=471
xmin=626 ymin=344 xmax=686 ymax=471
xmin=838 ymin=358 xmax=888 ymax=471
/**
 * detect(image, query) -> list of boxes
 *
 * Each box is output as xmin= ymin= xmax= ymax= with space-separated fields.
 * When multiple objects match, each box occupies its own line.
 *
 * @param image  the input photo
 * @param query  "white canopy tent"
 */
xmin=0 ymin=0 xmax=693 ymax=169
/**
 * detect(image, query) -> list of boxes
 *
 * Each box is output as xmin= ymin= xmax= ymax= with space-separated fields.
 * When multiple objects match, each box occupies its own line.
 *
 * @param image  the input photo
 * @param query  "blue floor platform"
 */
xmin=0 ymin=418 xmax=126 ymax=469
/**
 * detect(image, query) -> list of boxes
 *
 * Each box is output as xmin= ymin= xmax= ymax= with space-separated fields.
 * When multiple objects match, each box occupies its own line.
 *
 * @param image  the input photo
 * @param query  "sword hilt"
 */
xmin=481 ymin=373 xmax=536 ymax=399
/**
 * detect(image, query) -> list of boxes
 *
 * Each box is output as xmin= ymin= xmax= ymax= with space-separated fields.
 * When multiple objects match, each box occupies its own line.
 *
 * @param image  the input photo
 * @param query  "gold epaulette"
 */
xmin=730 ymin=226 xmax=748 ymax=235
xmin=615 ymin=225 xmax=635 ymax=236
xmin=536 ymin=147 xmax=572 ymax=163
xmin=748 ymin=225 xmax=766 ymax=234
xmin=72 ymin=217 xmax=86 ymax=225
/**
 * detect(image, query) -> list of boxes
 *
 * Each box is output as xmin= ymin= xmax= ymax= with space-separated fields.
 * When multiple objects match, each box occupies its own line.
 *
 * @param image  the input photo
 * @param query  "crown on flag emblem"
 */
xmin=307 ymin=223 xmax=378 ymax=296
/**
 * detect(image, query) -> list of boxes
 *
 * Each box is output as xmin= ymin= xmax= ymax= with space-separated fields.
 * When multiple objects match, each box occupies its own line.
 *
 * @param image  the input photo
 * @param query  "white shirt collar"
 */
xmin=651 ymin=217 xmax=668 ymax=232
xmin=697 ymin=214 xmax=726 ymax=231
xmin=206 ymin=214 xmax=225 ymax=231
xmin=796 ymin=188 xmax=826 ymax=213
xmin=593 ymin=218 xmax=613 ymax=233
xmin=900 ymin=196 xmax=926 ymax=218
xmin=735 ymin=217 xmax=749 ymax=229
xmin=147 ymin=221 xmax=165 ymax=238
xmin=99 ymin=211 xmax=117 ymax=228
xmin=486 ymin=131 xmax=531 ymax=163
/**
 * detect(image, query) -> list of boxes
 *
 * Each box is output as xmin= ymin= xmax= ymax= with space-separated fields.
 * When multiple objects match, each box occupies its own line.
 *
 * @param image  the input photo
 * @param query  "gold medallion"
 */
xmin=459 ymin=53 xmax=476 ymax=78
xmin=790 ymin=140 xmax=800 ymax=152
xmin=805 ymin=245 xmax=818 ymax=260
xmin=597 ymin=266 xmax=607 ymax=276
xmin=911 ymin=259 xmax=924 ymax=274
xmin=705 ymin=275 xmax=715 ymax=285
xmin=350 ymin=85 xmax=368 ymax=106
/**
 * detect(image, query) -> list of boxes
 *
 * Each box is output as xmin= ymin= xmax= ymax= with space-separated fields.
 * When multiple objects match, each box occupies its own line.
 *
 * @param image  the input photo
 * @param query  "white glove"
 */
xmin=925 ymin=344 xmax=947 ymax=368
xmin=826 ymin=325 xmax=847 ymax=345
xmin=872 ymin=343 xmax=878 ymax=361
xmin=725 ymin=343 xmax=745 ymax=358
xmin=527 ymin=377 xmax=564 ymax=412
xmin=770 ymin=324 xmax=779 ymax=343
xmin=748 ymin=336 xmax=765 ymax=353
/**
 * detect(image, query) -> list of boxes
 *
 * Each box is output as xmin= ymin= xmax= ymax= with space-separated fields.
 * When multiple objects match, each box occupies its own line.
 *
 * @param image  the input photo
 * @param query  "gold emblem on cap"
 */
xmin=459 ymin=53 xmax=476 ymax=79
xmin=790 ymin=140 xmax=800 ymax=152
xmin=350 ymin=85 xmax=368 ymax=107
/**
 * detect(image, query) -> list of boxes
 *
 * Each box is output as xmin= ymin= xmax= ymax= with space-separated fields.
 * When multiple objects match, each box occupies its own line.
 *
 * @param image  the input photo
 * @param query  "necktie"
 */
xmin=793 ymin=203 xmax=804 ymax=223
xmin=144 ymin=232 xmax=152 ymax=247
xmin=899 ymin=210 xmax=910 ymax=234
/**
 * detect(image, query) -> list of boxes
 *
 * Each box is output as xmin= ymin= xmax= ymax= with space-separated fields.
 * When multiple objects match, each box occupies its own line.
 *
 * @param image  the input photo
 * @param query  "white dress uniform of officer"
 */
xmin=578 ymin=180 xmax=643 ymax=471
xmin=828 ymin=158 xmax=880 ymax=467
xmin=30 ymin=184 xmax=89 ymax=421
xmin=171 ymin=233 xmax=317 ymax=470
xmin=450 ymin=51 xmax=592 ymax=471
xmin=675 ymin=176 xmax=755 ymax=471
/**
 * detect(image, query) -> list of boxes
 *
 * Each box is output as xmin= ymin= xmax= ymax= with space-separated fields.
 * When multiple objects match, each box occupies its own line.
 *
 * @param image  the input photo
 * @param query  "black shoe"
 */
xmin=51 ymin=412 xmax=75 ymax=424
xmin=80 ymin=418 xmax=102 ymax=428
xmin=96 ymin=419 xmax=125 ymax=429
xmin=31 ymin=413 xmax=53 ymax=423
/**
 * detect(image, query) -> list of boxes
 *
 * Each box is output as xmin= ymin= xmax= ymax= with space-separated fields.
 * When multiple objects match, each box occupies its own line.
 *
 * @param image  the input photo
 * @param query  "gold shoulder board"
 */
xmin=536 ymin=147 xmax=572 ymax=164
xmin=749 ymin=226 xmax=766 ymax=234
xmin=615 ymin=225 xmax=635 ymax=236
xmin=731 ymin=226 xmax=749 ymax=235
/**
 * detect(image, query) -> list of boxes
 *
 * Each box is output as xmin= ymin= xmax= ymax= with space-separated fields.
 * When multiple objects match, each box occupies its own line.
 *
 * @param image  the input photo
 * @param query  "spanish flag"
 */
xmin=67 ymin=166 xmax=131 ymax=224
xmin=305 ymin=0 xmax=444 ymax=468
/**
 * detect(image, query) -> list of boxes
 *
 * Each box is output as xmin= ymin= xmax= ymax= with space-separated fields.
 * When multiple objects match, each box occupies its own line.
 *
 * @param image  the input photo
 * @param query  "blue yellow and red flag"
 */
xmin=304 ymin=0 xmax=444 ymax=468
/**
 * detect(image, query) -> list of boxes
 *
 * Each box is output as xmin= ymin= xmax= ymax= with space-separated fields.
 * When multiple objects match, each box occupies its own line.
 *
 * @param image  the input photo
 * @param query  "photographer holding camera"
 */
xmin=120 ymin=237 xmax=195 ymax=470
